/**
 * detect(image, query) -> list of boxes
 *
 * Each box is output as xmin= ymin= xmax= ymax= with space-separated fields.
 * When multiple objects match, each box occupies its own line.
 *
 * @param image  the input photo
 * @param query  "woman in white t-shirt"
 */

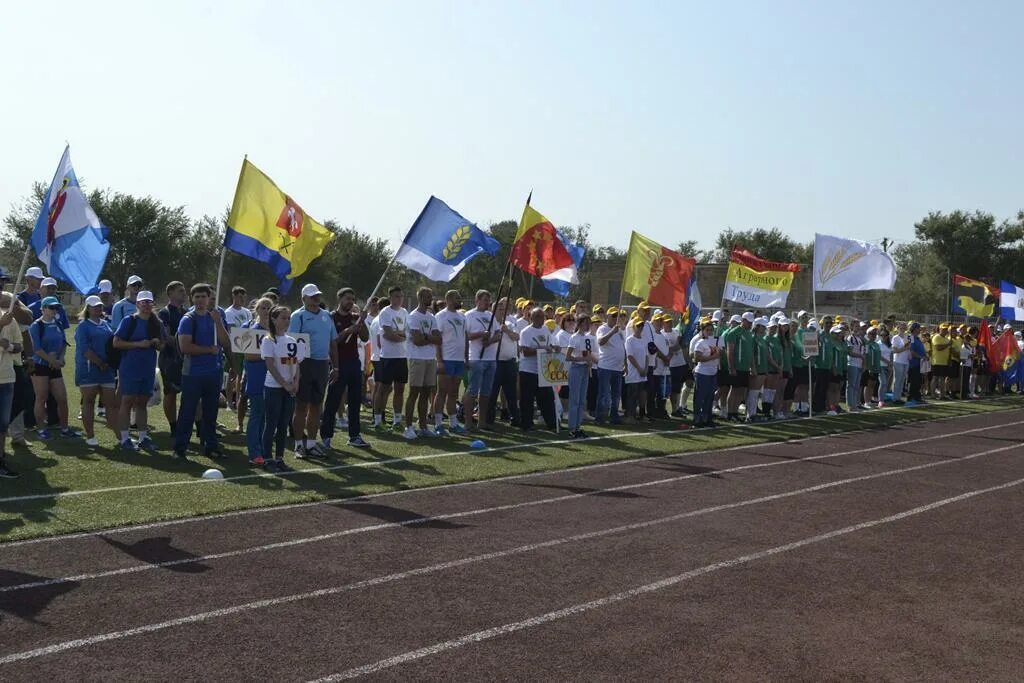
xmin=552 ymin=317 xmax=575 ymax=418
xmin=565 ymin=315 xmax=597 ymax=438
xmin=261 ymin=305 xmax=306 ymax=473
xmin=691 ymin=319 xmax=720 ymax=427
xmin=624 ymin=321 xmax=650 ymax=423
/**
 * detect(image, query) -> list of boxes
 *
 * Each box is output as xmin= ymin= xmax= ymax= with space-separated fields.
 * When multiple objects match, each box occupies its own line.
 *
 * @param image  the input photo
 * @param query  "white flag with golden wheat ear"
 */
xmin=812 ymin=233 xmax=897 ymax=292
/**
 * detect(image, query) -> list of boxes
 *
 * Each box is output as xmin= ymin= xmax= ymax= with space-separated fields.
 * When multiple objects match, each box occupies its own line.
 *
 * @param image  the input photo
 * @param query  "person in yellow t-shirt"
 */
xmin=930 ymin=325 xmax=951 ymax=399
xmin=949 ymin=327 xmax=965 ymax=398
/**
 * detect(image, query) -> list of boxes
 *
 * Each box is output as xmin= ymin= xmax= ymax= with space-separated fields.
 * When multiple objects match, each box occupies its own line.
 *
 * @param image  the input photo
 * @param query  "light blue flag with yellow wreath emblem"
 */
xmin=394 ymin=196 xmax=500 ymax=282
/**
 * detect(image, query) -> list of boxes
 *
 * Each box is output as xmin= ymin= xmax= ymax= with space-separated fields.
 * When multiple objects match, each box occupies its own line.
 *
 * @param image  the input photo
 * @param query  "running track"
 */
xmin=1 ymin=408 xmax=1023 ymax=680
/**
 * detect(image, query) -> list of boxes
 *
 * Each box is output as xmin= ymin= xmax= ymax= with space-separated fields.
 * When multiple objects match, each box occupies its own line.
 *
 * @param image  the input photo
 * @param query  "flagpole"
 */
xmin=486 ymin=190 xmax=531 ymax=362
xmin=6 ymin=243 xmax=32 ymax=313
xmin=217 ymin=154 xmax=248 ymax=308
xmin=809 ymin=287 xmax=817 ymax=420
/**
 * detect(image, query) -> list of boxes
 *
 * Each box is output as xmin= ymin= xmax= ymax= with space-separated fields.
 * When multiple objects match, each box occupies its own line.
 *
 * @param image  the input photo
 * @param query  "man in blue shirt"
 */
xmin=173 ymin=283 xmax=229 ymax=461
xmin=97 ymin=279 xmax=114 ymax=319
xmin=288 ymin=283 xmax=338 ymax=459
xmin=907 ymin=322 xmax=927 ymax=405
xmin=28 ymin=277 xmax=70 ymax=330
xmin=17 ymin=266 xmax=44 ymax=308
xmin=111 ymin=275 xmax=144 ymax=328
xmin=157 ymin=281 xmax=187 ymax=434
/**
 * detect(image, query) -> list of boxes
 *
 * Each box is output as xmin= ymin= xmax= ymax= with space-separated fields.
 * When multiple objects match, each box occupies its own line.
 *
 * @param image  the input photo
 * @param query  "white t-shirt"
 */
xmin=518 ymin=325 xmax=551 ymax=374
xmin=665 ymin=329 xmax=686 ymax=367
xmin=891 ymin=333 xmax=908 ymax=365
xmin=224 ymin=305 xmax=253 ymax=329
xmin=377 ymin=306 xmax=409 ymax=359
xmin=465 ymin=309 xmax=494 ymax=361
xmin=625 ymin=336 xmax=648 ymax=384
xmin=515 ymin=317 xmax=531 ymax=335
xmin=553 ymin=328 xmax=571 ymax=352
xmin=406 ymin=309 xmax=439 ymax=361
xmin=847 ymin=336 xmax=864 ymax=368
xmin=261 ymin=334 xmax=306 ymax=388
xmin=879 ymin=341 xmax=892 ymax=365
xmin=496 ymin=316 xmax=519 ymax=361
xmin=596 ymin=323 xmax=626 ymax=372
xmin=960 ymin=343 xmax=974 ymax=366
xmin=369 ymin=318 xmax=382 ymax=362
xmin=693 ymin=337 xmax=719 ymax=376
xmin=689 ymin=333 xmax=703 ymax=357
xmin=435 ymin=309 xmax=466 ymax=362
xmin=652 ymin=329 xmax=671 ymax=375
xmin=568 ymin=332 xmax=596 ymax=365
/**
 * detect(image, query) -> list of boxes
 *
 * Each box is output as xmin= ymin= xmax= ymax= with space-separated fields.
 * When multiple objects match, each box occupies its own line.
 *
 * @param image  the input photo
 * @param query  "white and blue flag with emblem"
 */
xmin=31 ymin=146 xmax=110 ymax=295
xmin=999 ymin=280 xmax=1024 ymax=321
xmin=394 ymin=196 xmax=500 ymax=282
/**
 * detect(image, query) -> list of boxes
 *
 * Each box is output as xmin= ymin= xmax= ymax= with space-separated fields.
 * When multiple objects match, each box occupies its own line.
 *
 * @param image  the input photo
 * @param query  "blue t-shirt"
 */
xmin=178 ymin=311 xmax=221 ymax=376
xmin=29 ymin=319 xmax=67 ymax=367
xmin=910 ymin=337 xmax=926 ymax=369
xmin=244 ymin=322 xmax=268 ymax=397
xmin=17 ymin=290 xmax=41 ymax=308
xmin=28 ymin=300 xmax=70 ymax=330
xmin=114 ymin=314 xmax=160 ymax=380
xmin=288 ymin=306 xmax=337 ymax=361
xmin=111 ymin=298 xmax=138 ymax=328
xmin=75 ymin=319 xmax=115 ymax=380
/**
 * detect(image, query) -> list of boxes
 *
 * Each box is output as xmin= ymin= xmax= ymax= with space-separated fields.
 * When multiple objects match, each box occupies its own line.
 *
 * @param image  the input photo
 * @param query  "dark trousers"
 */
xmin=174 ymin=374 xmax=221 ymax=453
xmin=320 ymin=358 xmax=362 ymax=440
xmin=586 ymin=368 xmax=599 ymax=413
xmin=488 ymin=359 xmax=519 ymax=425
xmin=264 ymin=387 xmax=295 ymax=460
xmin=518 ymin=371 xmax=555 ymax=430
xmin=694 ymin=372 xmax=717 ymax=425
xmin=624 ymin=382 xmax=644 ymax=419
xmin=812 ymin=368 xmax=830 ymax=413
xmin=645 ymin=366 xmax=659 ymax=415
xmin=908 ymin=367 xmax=922 ymax=401
xmin=12 ymin=365 xmax=29 ymax=423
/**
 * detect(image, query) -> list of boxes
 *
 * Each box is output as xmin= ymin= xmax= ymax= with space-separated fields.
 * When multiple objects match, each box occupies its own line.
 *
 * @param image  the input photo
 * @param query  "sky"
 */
xmin=2 ymin=0 xmax=1022 ymax=254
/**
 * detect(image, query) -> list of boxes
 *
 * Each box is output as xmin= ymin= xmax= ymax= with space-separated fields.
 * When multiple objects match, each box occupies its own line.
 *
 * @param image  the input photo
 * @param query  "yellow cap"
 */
xmin=590 ymin=315 xmax=602 ymax=323
xmin=870 ymin=319 xmax=879 ymax=326
xmin=592 ymin=305 xmax=604 ymax=313
xmin=637 ymin=301 xmax=651 ymax=310
xmin=607 ymin=306 xmax=619 ymax=315
xmin=515 ymin=297 xmax=526 ymax=306
xmin=542 ymin=304 xmax=553 ymax=311
xmin=544 ymin=319 xmax=557 ymax=331
xmin=555 ymin=307 xmax=568 ymax=316
xmin=569 ymin=305 xmax=577 ymax=314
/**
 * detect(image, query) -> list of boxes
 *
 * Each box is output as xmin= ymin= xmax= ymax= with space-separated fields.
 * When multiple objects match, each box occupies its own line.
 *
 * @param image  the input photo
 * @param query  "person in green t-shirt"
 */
xmin=863 ymin=326 xmax=881 ymax=407
xmin=829 ymin=326 xmax=847 ymax=412
xmin=725 ymin=313 xmax=754 ymax=420
xmin=811 ymin=321 xmax=832 ymax=414
xmin=765 ymin=318 xmax=784 ymax=418
xmin=749 ymin=319 xmax=768 ymax=421
xmin=791 ymin=312 xmax=812 ymax=416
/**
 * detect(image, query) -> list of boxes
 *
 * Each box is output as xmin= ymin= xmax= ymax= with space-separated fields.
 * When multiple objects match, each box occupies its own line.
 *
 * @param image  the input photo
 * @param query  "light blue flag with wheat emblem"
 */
xmin=394 ymin=196 xmax=500 ymax=282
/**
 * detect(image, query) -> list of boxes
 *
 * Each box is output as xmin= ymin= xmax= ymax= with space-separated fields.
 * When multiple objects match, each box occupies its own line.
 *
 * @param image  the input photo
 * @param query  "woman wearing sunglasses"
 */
xmin=28 ymin=296 xmax=79 ymax=440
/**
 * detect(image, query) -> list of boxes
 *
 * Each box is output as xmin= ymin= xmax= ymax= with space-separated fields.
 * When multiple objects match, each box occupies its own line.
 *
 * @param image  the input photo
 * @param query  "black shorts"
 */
xmin=558 ymin=386 xmax=569 ymax=399
xmin=32 ymin=365 xmax=61 ymax=380
xmin=159 ymin=358 xmax=183 ymax=394
xmin=831 ymin=373 xmax=844 ymax=383
xmin=863 ymin=372 xmax=878 ymax=386
xmin=932 ymin=363 xmax=950 ymax=378
xmin=783 ymin=375 xmax=798 ymax=400
xmin=297 ymin=358 xmax=329 ymax=404
xmin=378 ymin=357 xmax=409 ymax=386
xmin=669 ymin=366 xmax=690 ymax=394
xmin=717 ymin=367 xmax=729 ymax=385
xmin=732 ymin=370 xmax=750 ymax=388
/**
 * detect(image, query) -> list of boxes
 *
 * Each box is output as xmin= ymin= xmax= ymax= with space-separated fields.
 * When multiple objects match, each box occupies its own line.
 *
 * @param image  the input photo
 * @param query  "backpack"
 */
xmin=106 ymin=314 xmax=161 ymax=370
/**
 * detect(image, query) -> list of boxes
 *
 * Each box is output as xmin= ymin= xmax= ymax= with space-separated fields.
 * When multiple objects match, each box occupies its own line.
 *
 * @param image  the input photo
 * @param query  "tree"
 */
xmin=914 ymin=210 xmax=1024 ymax=281
xmin=676 ymin=240 xmax=712 ymax=263
xmin=706 ymin=227 xmax=812 ymax=265
xmin=886 ymin=241 xmax=948 ymax=316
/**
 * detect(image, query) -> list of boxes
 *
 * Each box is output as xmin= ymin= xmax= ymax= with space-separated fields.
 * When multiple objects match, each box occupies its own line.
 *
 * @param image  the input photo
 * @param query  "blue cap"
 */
xmin=41 ymin=296 xmax=60 ymax=307
xmin=469 ymin=440 xmax=487 ymax=450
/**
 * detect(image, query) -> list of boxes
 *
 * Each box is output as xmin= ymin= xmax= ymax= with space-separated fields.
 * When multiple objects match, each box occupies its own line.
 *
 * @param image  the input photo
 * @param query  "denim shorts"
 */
xmin=466 ymin=360 xmax=496 ymax=396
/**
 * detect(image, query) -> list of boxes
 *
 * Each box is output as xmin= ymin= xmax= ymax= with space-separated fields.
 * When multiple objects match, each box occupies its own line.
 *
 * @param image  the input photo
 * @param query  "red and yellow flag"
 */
xmin=622 ymin=231 xmax=696 ymax=312
xmin=510 ymin=203 xmax=578 ymax=282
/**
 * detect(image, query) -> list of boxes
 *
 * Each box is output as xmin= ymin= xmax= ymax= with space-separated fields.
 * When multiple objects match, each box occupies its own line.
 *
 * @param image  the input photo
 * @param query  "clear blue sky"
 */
xmin=2 ymin=1 xmax=1021 ymax=253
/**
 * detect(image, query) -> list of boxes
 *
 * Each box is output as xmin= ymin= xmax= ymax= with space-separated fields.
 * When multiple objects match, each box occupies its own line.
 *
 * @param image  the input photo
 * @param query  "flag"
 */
xmin=813 ymin=233 xmax=896 ymax=292
xmin=225 ymin=159 xmax=334 ymax=293
xmin=680 ymin=275 xmax=702 ymax=342
xmin=31 ymin=146 xmax=110 ymax=295
xmin=622 ymin=231 xmax=696 ymax=312
xmin=723 ymin=246 xmax=800 ymax=308
xmin=989 ymin=328 xmax=1021 ymax=377
xmin=509 ymin=200 xmax=583 ymax=297
xmin=394 ymin=196 xmax=500 ymax=282
xmin=999 ymin=280 xmax=1024 ymax=321
xmin=977 ymin=318 xmax=993 ymax=365
xmin=952 ymin=274 xmax=996 ymax=318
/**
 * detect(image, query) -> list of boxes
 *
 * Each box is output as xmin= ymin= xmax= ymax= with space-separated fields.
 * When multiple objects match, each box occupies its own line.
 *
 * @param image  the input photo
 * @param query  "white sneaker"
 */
xmin=86 ymin=437 xmax=99 ymax=447
xmin=335 ymin=418 xmax=348 ymax=429
xmin=402 ymin=426 xmax=418 ymax=440
xmin=826 ymin=410 xmax=838 ymax=416
xmin=97 ymin=407 xmax=106 ymax=418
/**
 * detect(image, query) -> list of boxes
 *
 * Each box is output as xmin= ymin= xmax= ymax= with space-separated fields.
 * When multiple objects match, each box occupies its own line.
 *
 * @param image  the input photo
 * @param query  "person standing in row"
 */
xmin=691 ymin=319 xmax=720 ymax=428
xmin=157 ymin=281 xmax=187 ymax=434
xmin=595 ymin=307 xmax=626 ymax=424
xmin=0 ymin=308 xmax=24 ymax=477
xmin=224 ymin=285 xmax=252 ymax=417
xmin=375 ymin=287 xmax=409 ymax=431
xmin=319 ymin=287 xmax=369 ymax=449
xmin=29 ymin=297 xmax=78 ymax=440
xmin=486 ymin=297 xmax=520 ymax=428
xmin=174 ymin=284 xmax=230 ymax=460
xmin=288 ymin=284 xmax=338 ymax=458
xmin=113 ymin=290 xmax=162 ymax=452
xmin=75 ymin=296 xmax=118 ymax=447
xmin=262 ymin=305 xmax=304 ymax=473
xmin=518 ymin=307 xmax=557 ymax=431
xmin=565 ymin=314 xmax=597 ymax=438
xmin=434 ymin=289 xmax=467 ymax=435
xmin=111 ymin=275 xmax=144 ymax=328
xmin=244 ymin=297 xmax=273 ymax=465
xmin=405 ymin=287 xmax=441 ymax=439
xmin=464 ymin=290 xmax=497 ymax=431
xmin=624 ymin=318 xmax=649 ymax=422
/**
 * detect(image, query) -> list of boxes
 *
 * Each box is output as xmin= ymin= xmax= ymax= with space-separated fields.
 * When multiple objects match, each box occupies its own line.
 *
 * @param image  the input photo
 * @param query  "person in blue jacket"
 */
xmin=75 ymin=296 xmax=119 ymax=448
xmin=28 ymin=296 xmax=79 ymax=440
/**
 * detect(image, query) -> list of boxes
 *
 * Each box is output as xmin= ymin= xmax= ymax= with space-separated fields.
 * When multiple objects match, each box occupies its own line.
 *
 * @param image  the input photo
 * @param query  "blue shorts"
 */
xmin=118 ymin=372 xmax=156 ymax=397
xmin=77 ymin=368 xmax=117 ymax=388
xmin=443 ymin=360 xmax=465 ymax=377
xmin=467 ymin=360 xmax=496 ymax=396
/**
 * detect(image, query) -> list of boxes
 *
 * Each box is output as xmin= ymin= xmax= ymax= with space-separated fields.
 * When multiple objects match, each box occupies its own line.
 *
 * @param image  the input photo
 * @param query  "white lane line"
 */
xmin=313 ymin=470 xmax=1024 ymax=681
xmin=0 ymin=441 xmax=1018 ymax=665
xmin=2 ymin=405 xmax=1015 ymax=548
xmin=2 ymin=422 xmax=1018 ymax=593
xmin=0 ymin=400 xmax=1009 ymax=507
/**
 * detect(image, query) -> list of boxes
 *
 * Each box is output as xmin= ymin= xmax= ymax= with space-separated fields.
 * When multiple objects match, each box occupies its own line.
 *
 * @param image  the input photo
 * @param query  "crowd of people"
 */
xmin=0 ymin=266 xmax=1018 ymax=480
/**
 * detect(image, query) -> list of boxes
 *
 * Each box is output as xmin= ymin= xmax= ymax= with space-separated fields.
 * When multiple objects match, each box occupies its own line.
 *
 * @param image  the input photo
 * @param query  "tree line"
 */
xmin=3 ymin=182 xmax=1022 ymax=313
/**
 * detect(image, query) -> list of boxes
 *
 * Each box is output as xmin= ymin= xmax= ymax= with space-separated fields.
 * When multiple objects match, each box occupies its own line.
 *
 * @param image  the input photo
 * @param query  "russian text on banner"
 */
xmin=722 ymin=246 xmax=799 ymax=308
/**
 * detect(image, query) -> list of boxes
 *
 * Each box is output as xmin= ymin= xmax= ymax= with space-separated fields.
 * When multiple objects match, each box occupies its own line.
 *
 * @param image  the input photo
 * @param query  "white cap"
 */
xmin=98 ymin=279 xmax=112 ymax=293
xmin=26 ymin=267 xmax=44 ymax=280
xmin=755 ymin=317 xmax=768 ymax=327
xmin=711 ymin=310 xmax=723 ymax=322
xmin=797 ymin=310 xmax=808 ymax=318
xmin=779 ymin=317 xmax=792 ymax=325
xmin=830 ymin=325 xmax=844 ymax=334
xmin=808 ymin=320 xmax=819 ymax=330
xmin=136 ymin=290 xmax=154 ymax=302
xmin=301 ymin=283 xmax=323 ymax=298
xmin=41 ymin=277 xmax=57 ymax=287
xmin=729 ymin=314 xmax=741 ymax=324
xmin=767 ymin=318 xmax=779 ymax=327
xmin=1004 ymin=324 xmax=1013 ymax=331
xmin=1016 ymin=331 xmax=1022 ymax=338
xmin=85 ymin=295 xmax=103 ymax=307
xmin=770 ymin=311 xmax=783 ymax=320
xmin=741 ymin=312 xmax=755 ymax=323
xmin=127 ymin=275 xmax=143 ymax=286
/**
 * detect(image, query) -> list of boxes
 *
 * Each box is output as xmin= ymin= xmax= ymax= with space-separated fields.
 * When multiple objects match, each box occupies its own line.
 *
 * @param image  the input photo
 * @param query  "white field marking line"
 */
xmin=313 ymin=472 xmax=1024 ymax=682
xmin=0 ymin=441 xmax=1019 ymax=666
xmin=1 ymin=408 xmax=1020 ymax=550
xmin=2 ymin=421 xmax=1021 ymax=592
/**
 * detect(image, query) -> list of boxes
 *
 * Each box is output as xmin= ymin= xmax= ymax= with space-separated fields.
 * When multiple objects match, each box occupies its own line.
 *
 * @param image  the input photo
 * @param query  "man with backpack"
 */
xmin=173 ymin=283 xmax=230 ymax=461
xmin=157 ymin=281 xmax=187 ymax=435
xmin=112 ymin=290 xmax=164 ymax=452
